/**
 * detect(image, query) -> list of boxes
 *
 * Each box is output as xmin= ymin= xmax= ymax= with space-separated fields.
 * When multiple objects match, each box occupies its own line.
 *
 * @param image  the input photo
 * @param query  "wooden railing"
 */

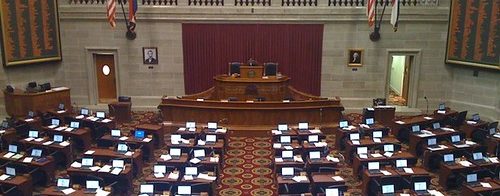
xmin=68 ymin=0 xmax=438 ymax=6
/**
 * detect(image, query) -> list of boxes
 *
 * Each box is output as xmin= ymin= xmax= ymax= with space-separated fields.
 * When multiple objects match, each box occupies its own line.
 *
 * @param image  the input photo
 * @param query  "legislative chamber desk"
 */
xmin=213 ymin=75 xmax=288 ymax=101
xmin=66 ymin=164 xmax=133 ymax=194
xmin=4 ymin=87 xmax=71 ymax=118
xmin=0 ymin=174 xmax=32 ymax=196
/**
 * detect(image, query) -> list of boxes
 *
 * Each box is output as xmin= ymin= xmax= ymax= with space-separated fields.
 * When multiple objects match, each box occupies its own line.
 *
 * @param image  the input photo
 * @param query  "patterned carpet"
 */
xmin=217 ymin=136 xmax=278 ymax=196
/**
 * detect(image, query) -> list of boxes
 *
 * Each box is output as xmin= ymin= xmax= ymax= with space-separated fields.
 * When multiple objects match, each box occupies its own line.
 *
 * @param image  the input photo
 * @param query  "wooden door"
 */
xmin=402 ymin=55 xmax=412 ymax=102
xmin=95 ymin=54 xmax=117 ymax=103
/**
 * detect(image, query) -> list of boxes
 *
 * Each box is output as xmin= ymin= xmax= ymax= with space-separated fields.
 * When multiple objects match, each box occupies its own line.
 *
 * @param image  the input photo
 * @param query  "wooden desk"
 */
xmin=19 ymin=138 xmax=73 ymax=167
xmin=439 ymin=161 xmax=478 ymax=190
xmin=408 ymin=128 xmax=458 ymax=156
xmin=108 ymin=101 xmax=132 ymax=124
xmin=40 ymin=186 xmax=114 ymax=196
xmin=0 ymin=152 xmax=56 ymax=185
xmin=84 ymin=148 xmax=143 ymax=177
xmin=460 ymin=120 xmax=489 ymax=138
xmin=0 ymin=174 xmax=32 ymax=196
xmin=344 ymin=137 xmax=400 ymax=163
xmin=310 ymin=172 xmax=346 ymax=195
xmin=277 ymin=175 xmax=311 ymax=194
xmin=44 ymin=126 xmax=92 ymax=151
xmin=390 ymin=112 xmax=457 ymax=142
xmin=99 ymin=135 xmax=155 ymax=161
xmin=212 ymin=74 xmax=287 ymax=101
xmin=0 ymin=128 xmax=18 ymax=150
xmin=374 ymin=106 xmax=396 ymax=126
xmin=156 ymin=153 xmax=189 ymax=166
xmin=361 ymin=167 xmax=400 ymax=195
xmin=421 ymin=143 xmax=481 ymax=170
xmin=4 ymin=87 xmax=71 ymax=118
xmin=69 ymin=115 xmax=116 ymax=139
xmin=352 ymin=151 xmax=416 ymax=178
xmin=135 ymin=124 xmax=165 ymax=148
xmin=461 ymin=178 xmax=500 ymax=196
xmin=487 ymin=136 xmax=500 ymax=157
xmin=66 ymin=164 xmax=133 ymax=195
xmin=239 ymin=65 xmax=264 ymax=78
xmin=306 ymin=157 xmax=339 ymax=173
xmin=335 ymin=124 xmax=389 ymax=150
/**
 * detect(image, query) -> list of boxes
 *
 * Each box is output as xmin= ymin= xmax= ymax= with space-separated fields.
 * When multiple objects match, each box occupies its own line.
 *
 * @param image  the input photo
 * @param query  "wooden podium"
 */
xmin=4 ymin=87 xmax=71 ymax=117
xmin=240 ymin=66 xmax=263 ymax=78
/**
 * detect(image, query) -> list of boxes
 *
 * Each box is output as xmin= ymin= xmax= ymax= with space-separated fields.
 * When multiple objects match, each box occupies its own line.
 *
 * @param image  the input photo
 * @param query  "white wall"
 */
xmin=389 ymin=55 xmax=405 ymax=95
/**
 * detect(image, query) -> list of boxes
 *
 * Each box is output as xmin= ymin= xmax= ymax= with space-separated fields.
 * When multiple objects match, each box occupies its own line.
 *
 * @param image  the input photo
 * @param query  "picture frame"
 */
xmin=0 ymin=0 xmax=62 ymax=66
xmin=347 ymin=49 xmax=363 ymax=67
xmin=143 ymin=47 xmax=158 ymax=64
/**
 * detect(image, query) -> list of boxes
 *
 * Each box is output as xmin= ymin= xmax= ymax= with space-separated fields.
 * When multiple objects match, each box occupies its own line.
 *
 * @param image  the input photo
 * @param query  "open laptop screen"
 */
xmin=298 ymin=122 xmax=308 ymax=130
xmin=339 ymin=121 xmax=348 ymax=128
xmin=206 ymin=135 xmax=217 ymax=142
xmin=282 ymin=151 xmax=293 ymax=159
xmin=350 ymin=133 xmax=360 ymax=140
xmin=282 ymin=167 xmax=294 ymax=176
xmin=451 ymin=135 xmax=461 ymax=143
xmin=280 ymin=136 xmax=291 ymax=143
xmin=81 ymin=108 xmax=89 ymax=115
xmin=117 ymin=143 xmax=128 ymax=152
xmin=309 ymin=151 xmax=321 ymax=159
xmin=86 ymin=180 xmax=100 ymax=189
xmin=207 ymin=122 xmax=217 ymax=129
xmin=444 ymin=154 xmax=454 ymax=162
xmin=185 ymin=121 xmax=196 ymax=128
xmin=54 ymin=135 xmax=64 ymax=142
xmin=396 ymin=159 xmax=407 ymax=168
xmin=467 ymin=173 xmax=477 ymax=183
xmin=70 ymin=121 xmax=80 ymax=129
xmin=438 ymin=103 xmax=445 ymax=110
xmin=111 ymin=129 xmax=121 ymax=137
xmin=140 ymin=184 xmax=154 ymax=194
xmin=278 ymin=124 xmax=288 ymax=131
xmin=384 ymin=144 xmax=394 ymax=152
xmin=412 ymin=125 xmax=420 ymax=132
xmin=96 ymin=112 xmax=105 ymax=119
xmin=31 ymin=149 xmax=42 ymax=157
xmin=357 ymin=147 xmax=368 ymax=155
xmin=308 ymin=135 xmax=319 ymax=143
xmin=112 ymin=160 xmax=124 ymax=168
xmin=154 ymin=165 xmax=166 ymax=174
xmin=8 ymin=145 xmax=17 ymax=153
xmin=170 ymin=148 xmax=181 ymax=156
xmin=29 ymin=130 xmax=39 ymax=138
xmin=381 ymin=184 xmax=394 ymax=194
xmin=57 ymin=178 xmax=70 ymax=188
xmin=185 ymin=167 xmax=197 ymax=176
xmin=82 ymin=158 xmax=93 ymax=167
xmin=194 ymin=149 xmax=205 ymax=158
xmin=368 ymin=162 xmax=380 ymax=170
xmin=414 ymin=182 xmax=427 ymax=191
xmin=51 ymin=119 xmax=60 ymax=126
xmin=178 ymin=186 xmax=191 ymax=195
xmin=5 ymin=167 xmax=15 ymax=176
xmin=432 ymin=122 xmax=440 ymax=129
xmin=373 ymin=131 xmax=382 ymax=138
xmin=428 ymin=138 xmax=437 ymax=146
xmin=135 ymin=130 xmax=145 ymax=139
xmin=365 ymin=118 xmax=374 ymax=125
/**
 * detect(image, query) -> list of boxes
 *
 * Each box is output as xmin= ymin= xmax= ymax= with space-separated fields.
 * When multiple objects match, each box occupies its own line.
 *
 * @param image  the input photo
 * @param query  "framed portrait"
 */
xmin=0 ymin=0 xmax=62 ymax=66
xmin=143 ymin=47 xmax=158 ymax=64
xmin=347 ymin=49 xmax=363 ymax=67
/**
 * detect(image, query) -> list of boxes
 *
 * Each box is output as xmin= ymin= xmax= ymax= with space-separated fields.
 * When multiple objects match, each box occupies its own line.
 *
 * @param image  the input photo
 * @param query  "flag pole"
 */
xmin=118 ymin=0 xmax=129 ymax=29
xmin=118 ymin=0 xmax=136 ymax=40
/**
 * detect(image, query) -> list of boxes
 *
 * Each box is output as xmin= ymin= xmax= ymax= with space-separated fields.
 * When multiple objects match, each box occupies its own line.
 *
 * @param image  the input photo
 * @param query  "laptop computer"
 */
xmin=8 ymin=145 xmax=17 ymax=154
xmin=384 ymin=144 xmax=394 ymax=152
xmin=466 ymin=173 xmax=480 ymax=187
xmin=381 ymin=184 xmax=394 ymax=195
xmin=193 ymin=149 xmax=206 ymax=160
xmin=28 ymin=130 xmax=39 ymax=138
xmin=207 ymin=122 xmax=217 ymax=131
xmin=186 ymin=121 xmax=196 ymax=129
xmin=438 ymin=103 xmax=446 ymax=111
xmin=350 ymin=133 xmax=360 ymax=141
xmin=56 ymin=178 xmax=70 ymax=190
xmin=443 ymin=154 xmax=455 ymax=165
xmin=80 ymin=108 xmax=89 ymax=116
xmin=367 ymin=162 xmax=381 ymax=174
xmin=170 ymin=148 xmax=181 ymax=159
xmin=281 ymin=167 xmax=294 ymax=179
xmin=298 ymin=122 xmax=309 ymax=131
xmin=171 ymin=134 xmax=182 ymax=144
xmin=365 ymin=118 xmax=375 ymax=126
xmin=451 ymin=135 xmax=463 ymax=144
xmin=339 ymin=120 xmax=349 ymax=128
xmin=472 ymin=152 xmax=486 ymax=164
xmin=432 ymin=122 xmax=441 ymax=130
xmin=411 ymin=125 xmax=422 ymax=134
xmin=309 ymin=151 xmax=321 ymax=162
xmin=53 ymin=135 xmax=64 ymax=143
xmin=154 ymin=165 xmax=166 ymax=174
xmin=140 ymin=184 xmax=154 ymax=195
xmin=112 ymin=159 xmax=125 ymax=169
xmin=134 ymin=130 xmax=145 ymax=140
xmin=177 ymin=185 xmax=192 ymax=195
xmin=206 ymin=135 xmax=217 ymax=144
xmin=69 ymin=121 xmax=80 ymax=129
xmin=95 ymin=111 xmax=106 ymax=119
xmin=489 ymin=127 xmax=497 ymax=135
xmin=414 ymin=181 xmax=428 ymax=194
xmin=27 ymin=111 xmax=35 ymax=118
xmin=280 ymin=136 xmax=291 ymax=144
xmin=81 ymin=157 xmax=94 ymax=169
xmin=58 ymin=103 xmax=65 ymax=110
xmin=278 ymin=123 xmax=288 ymax=132
xmin=117 ymin=143 xmax=128 ymax=154
xmin=51 ymin=119 xmax=60 ymax=127
xmin=395 ymin=159 xmax=407 ymax=171
xmin=281 ymin=150 xmax=294 ymax=161
xmin=427 ymin=138 xmax=439 ymax=149
xmin=357 ymin=147 xmax=368 ymax=155
xmin=31 ymin=148 xmax=43 ymax=159
xmin=472 ymin=114 xmax=480 ymax=122
xmin=111 ymin=129 xmax=121 ymax=137
xmin=184 ymin=167 xmax=198 ymax=177
xmin=373 ymin=131 xmax=383 ymax=139
xmin=1 ymin=120 xmax=8 ymax=129
xmin=308 ymin=135 xmax=319 ymax=143
xmin=85 ymin=180 xmax=100 ymax=193
xmin=3 ymin=167 xmax=16 ymax=179
xmin=325 ymin=188 xmax=340 ymax=196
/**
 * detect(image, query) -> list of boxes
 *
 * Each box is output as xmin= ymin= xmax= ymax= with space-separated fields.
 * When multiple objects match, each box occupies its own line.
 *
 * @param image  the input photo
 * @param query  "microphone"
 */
xmin=424 ymin=96 xmax=429 ymax=114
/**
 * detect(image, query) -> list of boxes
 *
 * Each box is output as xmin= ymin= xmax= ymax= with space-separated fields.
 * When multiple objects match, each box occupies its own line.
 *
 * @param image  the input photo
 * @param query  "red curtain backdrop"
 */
xmin=182 ymin=24 xmax=323 ymax=95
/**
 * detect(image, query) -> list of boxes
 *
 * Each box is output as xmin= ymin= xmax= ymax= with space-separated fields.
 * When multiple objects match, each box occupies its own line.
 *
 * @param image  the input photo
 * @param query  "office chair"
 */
xmin=228 ymin=62 xmax=242 ymax=75
xmin=317 ymin=184 xmax=348 ymax=195
xmin=373 ymin=98 xmax=387 ymax=106
xmin=446 ymin=111 xmax=467 ymax=127
xmin=256 ymin=97 xmax=266 ymax=101
xmin=471 ymin=128 xmax=488 ymax=144
xmin=489 ymin=122 xmax=499 ymax=131
xmin=190 ymin=182 xmax=212 ymax=195
xmin=264 ymin=63 xmax=278 ymax=76
xmin=370 ymin=176 xmax=401 ymax=196
xmin=227 ymin=97 xmax=238 ymax=101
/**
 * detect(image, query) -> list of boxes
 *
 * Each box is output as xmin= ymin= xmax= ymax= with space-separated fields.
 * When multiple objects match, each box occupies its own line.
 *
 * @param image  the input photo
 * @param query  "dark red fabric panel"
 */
xmin=182 ymin=24 xmax=323 ymax=95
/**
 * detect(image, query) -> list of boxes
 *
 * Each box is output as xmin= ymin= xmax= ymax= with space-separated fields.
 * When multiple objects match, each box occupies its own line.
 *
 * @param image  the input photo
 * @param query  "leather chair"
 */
xmin=108 ymin=96 xmax=132 ymax=124
xmin=264 ymin=63 xmax=278 ymax=76
xmin=229 ymin=62 xmax=241 ymax=75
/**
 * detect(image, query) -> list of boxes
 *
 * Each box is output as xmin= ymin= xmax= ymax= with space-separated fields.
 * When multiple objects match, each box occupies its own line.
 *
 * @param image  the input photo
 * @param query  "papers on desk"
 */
xmin=465 ymin=140 xmax=476 ymax=145
xmin=216 ymin=128 xmax=227 ymax=133
xmin=101 ymin=119 xmax=112 ymax=123
xmin=181 ymin=139 xmax=190 ymax=144
xmin=57 ymin=110 xmax=66 ymax=114
xmin=342 ymin=125 xmax=356 ymax=131
xmin=400 ymin=194 xmax=410 ymax=196
xmin=160 ymin=154 xmax=172 ymax=161
xmin=380 ymin=170 xmax=392 ymax=176
xmin=43 ymin=141 xmax=54 ymax=146
xmin=494 ymin=133 xmax=500 ymax=138
xmin=71 ymin=161 xmax=82 ymax=168
xmin=55 ymin=127 xmax=66 ymax=131
xmin=454 ymin=144 xmax=470 ymax=148
xmin=34 ymin=138 xmax=44 ymax=142
xmin=293 ymin=156 xmax=304 ymax=163
xmin=314 ymin=142 xmax=328 ymax=147
xmin=428 ymin=145 xmax=448 ymax=151
xmin=90 ymin=166 xmax=101 ymax=171
xmin=395 ymin=121 xmax=405 ymax=125
xmin=119 ymin=136 xmax=128 ymax=141
xmin=282 ymin=100 xmax=290 ymax=103
xmin=273 ymin=143 xmax=282 ymax=149
xmin=359 ymin=154 xmax=368 ymax=159
xmin=198 ymin=173 xmax=216 ymax=181
xmin=284 ymin=146 xmax=294 ymax=150
xmin=25 ymin=118 xmax=34 ymax=122
xmin=480 ymin=182 xmax=492 ymax=188
xmin=309 ymin=129 xmax=322 ymax=134
xmin=75 ymin=115 xmax=84 ymax=119
xmin=0 ymin=130 xmax=5 ymax=134
xmin=360 ymin=124 xmax=370 ymax=129
xmin=489 ymin=157 xmax=499 ymax=163
xmin=271 ymin=130 xmax=282 ymax=135
xmin=403 ymin=168 xmax=414 ymax=173
xmin=154 ymin=172 xmax=164 ymax=178
xmin=383 ymin=152 xmax=393 ymax=157
xmin=197 ymin=140 xmax=206 ymax=146
xmin=428 ymin=190 xmax=444 ymax=196
xmin=84 ymin=150 xmax=95 ymax=155
xmin=177 ymin=127 xmax=186 ymax=131
xmin=210 ymin=157 xmax=219 ymax=163
xmin=143 ymin=138 xmax=152 ymax=142
xmin=60 ymin=141 xmax=70 ymax=147
xmin=96 ymin=189 xmax=110 ymax=196
xmin=466 ymin=120 xmax=477 ymax=125
xmin=11 ymin=154 xmax=23 ymax=160
xmin=326 ymin=156 xmax=340 ymax=162
xmin=196 ymin=98 xmax=204 ymax=101
xmin=437 ymin=110 xmax=446 ymax=114
xmin=441 ymin=127 xmax=455 ymax=132
xmin=373 ymin=138 xmax=381 ymax=143
xmin=99 ymin=165 xmax=112 ymax=173
xmin=48 ymin=125 xmax=58 ymax=129
xmin=352 ymin=140 xmax=360 ymax=145
xmin=292 ymin=175 xmax=308 ymax=182
xmin=90 ymin=117 xmax=99 ymax=121
xmin=275 ymin=157 xmax=284 ymax=163
xmin=332 ymin=176 xmax=344 ymax=181
xmin=168 ymin=172 xmax=179 ymax=180
xmin=188 ymin=128 xmax=196 ymax=132
xmin=424 ymin=116 xmax=433 ymax=120
xmin=459 ymin=161 xmax=473 ymax=167
xmin=190 ymin=158 xmax=201 ymax=164
xmin=22 ymin=157 xmax=33 ymax=163
xmin=64 ymin=128 xmax=74 ymax=132
xmin=124 ymin=151 xmax=134 ymax=156
xmin=184 ymin=175 xmax=194 ymax=181
xmin=111 ymin=168 xmax=122 ymax=175
xmin=24 ymin=137 xmax=34 ymax=142
xmin=371 ymin=153 xmax=383 ymax=158
xmin=0 ymin=175 xmax=9 ymax=181
xmin=3 ymin=152 xmax=14 ymax=158
xmin=61 ymin=188 xmax=76 ymax=195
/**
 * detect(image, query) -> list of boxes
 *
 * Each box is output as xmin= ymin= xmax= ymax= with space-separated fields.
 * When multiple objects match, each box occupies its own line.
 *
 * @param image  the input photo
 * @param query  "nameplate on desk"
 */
xmin=84 ymin=150 xmax=95 ymax=155
xmin=70 ymin=161 xmax=82 ymax=168
xmin=380 ymin=170 xmax=392 ymax=175
xmin=403 ymin=168 xmax=414 ymax=173
xmin=160 ymin=154 xmax=172 ymax=161
xmin=22 ymin=157 xmax=33 ymax=163
xmin=61 ymin=188 xmax=76 ymax=195
xmin=60 ymin=141 xmax=70 ymax=147
xmin=437 ymin=110 xmax=446 ymax=114
xmin=481 ymin=182 xmax=492 ymax=188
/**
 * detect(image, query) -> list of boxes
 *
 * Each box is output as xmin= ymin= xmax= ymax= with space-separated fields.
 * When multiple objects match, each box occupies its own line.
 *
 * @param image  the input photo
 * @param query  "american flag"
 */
xmin=107 ymin=0 xmax=116 ymax=28
xmin=367 ymin=0 xmax=376 ymax=27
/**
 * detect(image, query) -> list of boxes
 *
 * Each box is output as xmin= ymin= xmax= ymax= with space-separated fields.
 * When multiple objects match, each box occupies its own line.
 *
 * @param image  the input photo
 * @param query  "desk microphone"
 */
xmin=424 ymin=96 xmax=429 ymax=114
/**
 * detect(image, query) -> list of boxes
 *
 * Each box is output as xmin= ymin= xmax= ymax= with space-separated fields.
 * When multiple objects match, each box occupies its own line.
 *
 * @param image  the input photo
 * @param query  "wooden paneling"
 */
xmin=4 ymin=87 xmax=71 ymax=117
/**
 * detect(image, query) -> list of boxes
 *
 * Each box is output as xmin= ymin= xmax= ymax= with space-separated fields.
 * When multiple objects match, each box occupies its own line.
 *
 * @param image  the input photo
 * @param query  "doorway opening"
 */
xmin=95 ymin=54 xmax=117 ymax=103
xmin=387 ymin=55 xmax=414 ymax=106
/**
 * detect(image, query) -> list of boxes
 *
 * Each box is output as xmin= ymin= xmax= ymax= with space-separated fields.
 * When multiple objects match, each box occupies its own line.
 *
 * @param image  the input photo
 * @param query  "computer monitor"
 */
xmin=490 ymin=127 xmax=497 ymax=135
xmin=86 ymin=180 xmax=100 ymax=189
xmin=443 ymin=154 xmax=454 ymax=162
xmin=82 ymin=158 xmax=94 ymax=167
xmin=282 ymin=150 xmax=293 ymax=159
xmin=111 ymin=129 xmax=121 ymax=137
xmin=432 ymin=122 xmax=441 ymax=129
xmin=357 ymin=147 xmax=368 ymax=155
xmin=298 ymin=122 xmax=308 ymax=130
xmin=339 ymin=121 xmax=348 ymax=128
xmin=282 ymin=167 xmax=294 ymax=176
xmin=117 ymin=143 xmax=128 ymax=152
xmin=438 ymin=103 xmax=445 ymax=110
xmin=53 ymin=135 xmax=63 ymax=142
xmin=207 ymin=122 xmax=217 ymax=129
xmin=28 ymin=111 xmax=34 ymax=118
xmin=381 ymin=184 xmax=394 ymax=194
xmin=140 ymin=184 xmax=154 ymax=194
xmin=185 ymin=121 xmax=196 ymax=128
xmin=112 ymin=160 xmax=124 ymax=168
xmin=384 ymin=144 xmax=394 ymax=152
xmin=185 ymin=167 xmax=198 ymax=176
xmin=58 ymin=103 xmax=65 ymax=110
xmin=1 ymin=120 xmax=8 ymax=128
xmin=81 ymin=108 xmax=89 ymax=115
xmin=373 ymin=131 xmax=383 ymax=138
xmin=57 ymin=178 xmax=70 ymax=188
xmin=171 ymin=134 xmax=181 ymax=142
xmin=472 ymin=114 xmax=480 ymax=121
xmin=69 ymin=121 xmax=80 ymax=129
xmin=473 ymin=152 xmax=483 ymax=160
xmin=412 ymin=125 xmax=420 ymax=133
xmin=31 ymin=149 xmax=42 ymax=157
xmin=278 ymin=124 xmax=288 ymax=131
xmin=325 ymin=188 xmax=340 ymax=196
xmin=451 ymin=135 xmax=461 ymax=143
xmin=8 ymin=145 xmax=17 ymax=153
xmin=308 ymin=135 xmax=319 ymax=143
xmin=280 ymin=136 xmax=291 ymax=143
xmin=396 ymin=159 xmax=407 ymax=168
xmin=154 ymin=165 xmax=166 ymax=174
xmin=368 ymin=162 xmax=380 ymax=170
xmin=134 ymin=130 xmax=145 ymax=139
xmin=28 ymin=130 xmax=39 ymax=138
xmin=170 ymin=148 xmax=181 ymax=156
xmin=194 ymin=149 xmax=205 ymax=158
xmin=350 ymin=133 xmax=360 ymax=141
xmin=6 ymin=167 xmax=15 ymax=176
xmin=96 ymin=111 xmax=105 ymax=119
xmin=206 ymin=135 xmax=217 ymax=142
xmin=178 ymin=186 xmax=191 ymax=195
xmin=51 ymin=119 xmax=60 ymax=126
xmin=414 ymin=182 xmax=427 ymax=191
xmin=365 ymin=118 xmax=374 ymax=125
xmin=466 ymin=173 xmax=478 ymax=183
xmin=427 ymin=138 xmax=437 ymax=146
xmin=309 ymin=151 xmax=321 ymax=160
